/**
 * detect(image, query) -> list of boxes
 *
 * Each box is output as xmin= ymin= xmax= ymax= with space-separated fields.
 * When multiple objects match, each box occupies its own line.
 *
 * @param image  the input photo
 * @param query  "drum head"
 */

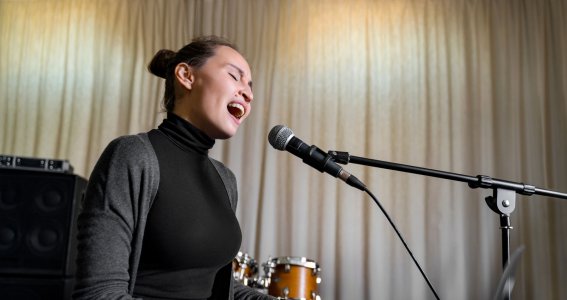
xmin=266 ymin=256 xmax=319 ymax=269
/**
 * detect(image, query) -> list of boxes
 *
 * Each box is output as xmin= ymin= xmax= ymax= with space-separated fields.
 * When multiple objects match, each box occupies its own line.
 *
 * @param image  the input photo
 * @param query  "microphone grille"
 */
xmin=268 ymin=125 xmax=293 ymax=150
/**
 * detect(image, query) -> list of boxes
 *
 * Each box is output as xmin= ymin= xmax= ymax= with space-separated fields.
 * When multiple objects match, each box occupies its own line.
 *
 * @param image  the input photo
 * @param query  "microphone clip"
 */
xmin=327 ymin=150 xmax=350 ymax=165
xmin=304 ymin=145 xmax=343 ymax=177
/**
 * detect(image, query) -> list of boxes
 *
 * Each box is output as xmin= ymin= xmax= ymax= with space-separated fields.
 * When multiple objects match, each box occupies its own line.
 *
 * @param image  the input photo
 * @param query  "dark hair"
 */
xmin=147 ymin=35 xmax=238 ymax=112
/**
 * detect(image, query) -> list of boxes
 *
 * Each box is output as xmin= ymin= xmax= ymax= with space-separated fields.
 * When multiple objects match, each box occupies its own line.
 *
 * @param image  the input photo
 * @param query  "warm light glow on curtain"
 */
xmin=1 ymin=0 xmax=566 ymax=299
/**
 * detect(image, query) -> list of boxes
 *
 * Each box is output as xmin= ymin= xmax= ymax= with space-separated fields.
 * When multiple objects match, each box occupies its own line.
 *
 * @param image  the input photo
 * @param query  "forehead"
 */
xmin=210 ymin=46 xmax=251 ymax=75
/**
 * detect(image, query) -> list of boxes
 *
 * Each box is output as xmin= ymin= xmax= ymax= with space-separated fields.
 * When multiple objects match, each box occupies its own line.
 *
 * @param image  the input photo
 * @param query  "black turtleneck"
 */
xmin=134 ymin=113 xmax=242 ymax=300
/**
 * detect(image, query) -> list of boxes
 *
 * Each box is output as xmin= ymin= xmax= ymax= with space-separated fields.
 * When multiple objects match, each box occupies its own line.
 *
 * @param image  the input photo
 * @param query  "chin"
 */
xmin=214 ymin=127 xmax=238 ymax=140
xmin=215 ymin=133 xmax=234 ymax=140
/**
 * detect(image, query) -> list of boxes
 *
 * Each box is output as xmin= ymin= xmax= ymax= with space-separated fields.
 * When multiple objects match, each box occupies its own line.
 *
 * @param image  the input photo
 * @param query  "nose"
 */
xmin=240 ymin=86 xmax=253 ymax=103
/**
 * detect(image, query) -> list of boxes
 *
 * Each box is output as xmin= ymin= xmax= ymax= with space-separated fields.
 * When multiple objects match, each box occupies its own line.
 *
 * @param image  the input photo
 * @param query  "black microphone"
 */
xmin=268 ymin=125 xmax=366 ymax=191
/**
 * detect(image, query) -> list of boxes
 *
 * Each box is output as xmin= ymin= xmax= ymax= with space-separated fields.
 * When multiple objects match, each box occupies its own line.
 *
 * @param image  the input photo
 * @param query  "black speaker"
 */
xmin=0 ymin=168 xmax=87 ymax=299
xmin=0 ymin=277 xmax=74 ymax=300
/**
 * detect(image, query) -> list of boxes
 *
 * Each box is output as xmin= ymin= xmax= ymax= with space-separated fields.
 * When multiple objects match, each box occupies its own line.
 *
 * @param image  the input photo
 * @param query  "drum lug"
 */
xmin=262 ymin=256 xmax=321 ymax=299
xmin=260 ymin=276 xmax=271 ymax=288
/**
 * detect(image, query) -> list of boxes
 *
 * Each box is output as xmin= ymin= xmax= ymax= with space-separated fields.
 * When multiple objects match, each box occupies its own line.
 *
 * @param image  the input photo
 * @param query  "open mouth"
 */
xmin=227 ymin=103 xmax=245 ymax=119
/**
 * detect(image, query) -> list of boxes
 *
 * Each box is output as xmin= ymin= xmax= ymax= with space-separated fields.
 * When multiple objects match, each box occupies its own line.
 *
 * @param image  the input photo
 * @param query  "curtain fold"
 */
xmin=1 ymin=0 xmax=566 ymax=299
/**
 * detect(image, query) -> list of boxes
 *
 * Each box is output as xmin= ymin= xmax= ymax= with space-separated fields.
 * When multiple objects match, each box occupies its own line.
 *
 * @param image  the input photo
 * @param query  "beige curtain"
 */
xmin=1 ymin=0 xmax=566 ymax=299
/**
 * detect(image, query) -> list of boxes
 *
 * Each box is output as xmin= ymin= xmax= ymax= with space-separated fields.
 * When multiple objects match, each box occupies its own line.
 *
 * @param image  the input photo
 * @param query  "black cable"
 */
xmin=364 ymin=187 xmax=440 ymax=300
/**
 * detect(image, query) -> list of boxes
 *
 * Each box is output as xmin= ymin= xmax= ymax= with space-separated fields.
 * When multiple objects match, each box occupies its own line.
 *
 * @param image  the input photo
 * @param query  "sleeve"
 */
xmin=72 ymin=135 xmax=158 ymax=300
xmin=233 ymin=279 xmax=278 ymax=300
xmin=209 ymin=262 xmax=276 ymax=300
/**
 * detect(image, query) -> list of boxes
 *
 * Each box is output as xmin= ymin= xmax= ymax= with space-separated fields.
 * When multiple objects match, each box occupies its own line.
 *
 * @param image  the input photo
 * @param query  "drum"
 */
xmin=263 ymin=256 xmax=321 ymax=300
xmin=232 ymin=251 xmax=258 ymax=286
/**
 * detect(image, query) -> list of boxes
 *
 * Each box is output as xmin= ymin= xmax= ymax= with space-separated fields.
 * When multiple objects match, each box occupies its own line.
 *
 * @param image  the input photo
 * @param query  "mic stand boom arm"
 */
xmin=328 ymin=150 xmax=567 ymax=300
xmin=329 ymin=150 xmax=567 ymax=199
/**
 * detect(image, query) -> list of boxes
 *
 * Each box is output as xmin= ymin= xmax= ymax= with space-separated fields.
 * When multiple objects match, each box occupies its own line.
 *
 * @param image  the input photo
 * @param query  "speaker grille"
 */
xmin=0 ymin=276 xmax=74 ymax=300
xmin=0 ymin=169 xmax=87 ymax=277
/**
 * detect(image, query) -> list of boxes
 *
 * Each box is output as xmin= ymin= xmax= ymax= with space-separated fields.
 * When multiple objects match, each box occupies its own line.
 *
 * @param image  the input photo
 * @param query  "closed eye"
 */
xmin=229 ymin=73 xmax=238 ymax=81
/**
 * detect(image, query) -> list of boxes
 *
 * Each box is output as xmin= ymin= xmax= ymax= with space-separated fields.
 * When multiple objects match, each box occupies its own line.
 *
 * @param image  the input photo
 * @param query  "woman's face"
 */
xmin=175 ymin=45 xmax=253 ymax=139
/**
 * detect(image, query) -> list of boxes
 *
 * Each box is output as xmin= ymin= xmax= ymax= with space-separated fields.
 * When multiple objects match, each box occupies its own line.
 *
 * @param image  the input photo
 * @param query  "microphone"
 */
xmin=268 ymin=125 xmax=366 ymax=191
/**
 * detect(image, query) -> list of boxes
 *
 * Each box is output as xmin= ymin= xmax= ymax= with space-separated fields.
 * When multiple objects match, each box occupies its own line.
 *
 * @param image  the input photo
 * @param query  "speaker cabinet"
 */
xmin=0 ymin=168 xmax=87 ymax=299
xmin=0 ymin=276 xmax=73 ymax=300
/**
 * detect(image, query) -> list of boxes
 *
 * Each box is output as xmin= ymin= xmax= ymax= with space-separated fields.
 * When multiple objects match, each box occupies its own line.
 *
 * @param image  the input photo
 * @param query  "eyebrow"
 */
xmin=228 ymin=63 xmax=253 ymax=90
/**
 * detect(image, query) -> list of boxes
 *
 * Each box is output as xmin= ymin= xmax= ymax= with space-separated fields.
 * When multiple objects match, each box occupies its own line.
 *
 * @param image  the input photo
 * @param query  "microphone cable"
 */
xmin=268 ymin=125 xmax=440 ymax=298
xmin=363 ymin=186 xmax=441 ymax=300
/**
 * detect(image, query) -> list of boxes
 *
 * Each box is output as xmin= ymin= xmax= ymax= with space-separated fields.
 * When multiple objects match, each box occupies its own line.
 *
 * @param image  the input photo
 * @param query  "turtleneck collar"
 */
xmin=157 ymin=112 xmax=215 ymax=155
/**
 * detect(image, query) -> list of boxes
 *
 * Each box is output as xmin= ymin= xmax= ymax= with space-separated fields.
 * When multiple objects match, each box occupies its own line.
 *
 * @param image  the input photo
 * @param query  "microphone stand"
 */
xmin=328 ymin=150 xmax=567 ymax=300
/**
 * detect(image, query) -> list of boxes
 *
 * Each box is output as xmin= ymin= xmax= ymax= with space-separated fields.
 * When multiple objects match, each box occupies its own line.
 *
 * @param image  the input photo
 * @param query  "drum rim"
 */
xmin=235 ymin=251 xmax=257 ymax=265
xmin=266 ymin=256 xmax=319 ymax=269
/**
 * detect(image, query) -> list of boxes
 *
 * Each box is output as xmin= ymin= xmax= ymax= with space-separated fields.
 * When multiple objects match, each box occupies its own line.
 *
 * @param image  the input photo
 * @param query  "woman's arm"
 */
xmin=72 ymin=135 xmax=158 ymax=299
xmin=233 ymin=279 xmax=278 ymax=300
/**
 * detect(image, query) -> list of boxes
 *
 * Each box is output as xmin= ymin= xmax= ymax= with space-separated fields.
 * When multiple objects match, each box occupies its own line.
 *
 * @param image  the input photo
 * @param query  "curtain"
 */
xmin=1 ymin=0 xmax=566 ymax=299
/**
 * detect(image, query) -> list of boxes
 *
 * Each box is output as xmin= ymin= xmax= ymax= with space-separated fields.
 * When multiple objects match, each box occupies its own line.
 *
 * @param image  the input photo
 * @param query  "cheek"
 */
xmin=205 ymin=80 xmax=232 ymax=100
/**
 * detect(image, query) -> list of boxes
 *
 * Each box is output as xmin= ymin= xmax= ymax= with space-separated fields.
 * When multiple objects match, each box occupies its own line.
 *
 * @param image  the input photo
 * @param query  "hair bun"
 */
xmin=148 ymin=49 xmax=176 ymax=79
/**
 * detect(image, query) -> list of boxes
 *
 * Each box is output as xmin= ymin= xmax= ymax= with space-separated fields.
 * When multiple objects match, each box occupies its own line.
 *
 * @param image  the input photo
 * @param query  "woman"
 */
xmin=73 ymin=36 xmax=274 ymax=300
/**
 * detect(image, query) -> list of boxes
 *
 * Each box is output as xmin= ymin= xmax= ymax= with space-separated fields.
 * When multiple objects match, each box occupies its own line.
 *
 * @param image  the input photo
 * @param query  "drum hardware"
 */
xmin=262 ymin=256 xmax=321 ymax=300
xmin=232 ymin=252 xmax=323 ymax=299
xmin=232 ymin=251 xmax=258 ymax=287
xmin=282 ymin=287 xmax=289 ymax=298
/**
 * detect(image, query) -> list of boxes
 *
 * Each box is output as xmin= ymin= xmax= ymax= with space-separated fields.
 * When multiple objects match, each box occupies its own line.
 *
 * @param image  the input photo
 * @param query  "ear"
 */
xmin=174 ymin=63 xmax=194 ymax=90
